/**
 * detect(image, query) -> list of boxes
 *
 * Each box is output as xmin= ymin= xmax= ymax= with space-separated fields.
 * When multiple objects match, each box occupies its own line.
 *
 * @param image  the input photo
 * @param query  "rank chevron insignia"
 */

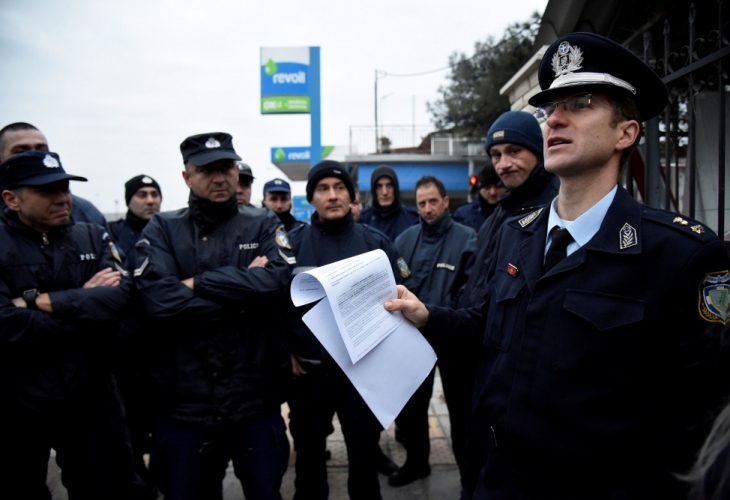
xmin=518 ymin=208 xmax=543 ymax=228
xmin=619 ymin=223 xmax=638 ymax=249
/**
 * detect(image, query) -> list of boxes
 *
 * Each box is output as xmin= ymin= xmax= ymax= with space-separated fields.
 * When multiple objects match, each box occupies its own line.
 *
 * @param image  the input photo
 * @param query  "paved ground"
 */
xmin=47 ymin=371 xmax=461 ymax=499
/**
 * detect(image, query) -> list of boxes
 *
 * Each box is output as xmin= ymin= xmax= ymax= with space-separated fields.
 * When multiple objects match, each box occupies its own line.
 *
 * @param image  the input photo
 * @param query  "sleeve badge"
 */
xmin=275 ymin=226 xmax=291 ymax=249
xmin=397 ymin=257 xmax=411 ymax=278
xmin=108 ymin=241 xmax=123 ymax=263
xmin=699 ymin=271 xmax=730 ymax=324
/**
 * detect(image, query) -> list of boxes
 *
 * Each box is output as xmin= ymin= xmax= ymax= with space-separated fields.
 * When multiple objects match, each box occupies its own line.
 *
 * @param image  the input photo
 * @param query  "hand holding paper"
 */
xmin=291 ymin=249 xmax=437 ymax=428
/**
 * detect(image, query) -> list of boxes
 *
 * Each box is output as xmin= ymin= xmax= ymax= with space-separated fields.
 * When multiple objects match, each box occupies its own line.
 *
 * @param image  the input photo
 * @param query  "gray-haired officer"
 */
xmin=134 ymin=132 xmax=296 ymax=500
xmin=387 ymin=32 xmax=730 ymax=499
xmin=0 ymin=151 xmax=143 ymax=498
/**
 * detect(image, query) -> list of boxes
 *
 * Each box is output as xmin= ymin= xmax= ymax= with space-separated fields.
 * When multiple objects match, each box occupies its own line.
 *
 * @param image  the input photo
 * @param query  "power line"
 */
xmin=380 ymin=23 xmax=539 ymax=79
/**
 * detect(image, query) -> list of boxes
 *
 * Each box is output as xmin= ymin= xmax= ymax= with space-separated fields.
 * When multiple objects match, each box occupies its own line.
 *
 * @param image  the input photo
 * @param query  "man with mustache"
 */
xmin=134 ymin=132 xmax=296 ymax=500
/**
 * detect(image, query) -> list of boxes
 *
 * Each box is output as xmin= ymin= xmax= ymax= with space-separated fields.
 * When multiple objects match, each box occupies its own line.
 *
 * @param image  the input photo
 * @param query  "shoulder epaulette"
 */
xmin=641 ymin=207 xmax=716 ymax=241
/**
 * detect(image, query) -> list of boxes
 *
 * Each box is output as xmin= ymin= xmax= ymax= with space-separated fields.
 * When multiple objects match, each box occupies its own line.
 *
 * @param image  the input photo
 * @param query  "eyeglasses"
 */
xmin=534 ymin=93 xmax=606 ymax=120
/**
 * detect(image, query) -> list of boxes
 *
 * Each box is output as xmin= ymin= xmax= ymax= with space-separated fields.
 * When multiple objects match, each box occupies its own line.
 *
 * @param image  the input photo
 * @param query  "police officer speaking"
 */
xmin=134 ymin=132 xmax=296 ymax=500
xmin=0 ymin=151 xmax=143 ymax=499
xmin=386 ymin=33 xmax=730 ymax=499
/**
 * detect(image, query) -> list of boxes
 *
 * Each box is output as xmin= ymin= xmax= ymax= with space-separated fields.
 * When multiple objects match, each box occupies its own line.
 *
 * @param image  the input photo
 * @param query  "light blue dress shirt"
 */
xmin=544 ymin=185 xmax=618 ymax=258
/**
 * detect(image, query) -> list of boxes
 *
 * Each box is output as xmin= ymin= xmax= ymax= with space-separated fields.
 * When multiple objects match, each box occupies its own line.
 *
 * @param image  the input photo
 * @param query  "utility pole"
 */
xmin=374 ymin=69 xmax=379 ymax=153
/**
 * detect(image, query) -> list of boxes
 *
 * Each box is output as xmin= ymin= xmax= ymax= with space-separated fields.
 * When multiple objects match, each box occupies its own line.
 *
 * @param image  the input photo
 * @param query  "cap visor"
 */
xmin=17 ymin=173 xmax=88 ymax=186
xmin=528 ymin=84 xmax=603 ymax=108
xmin=188 ymin=151 xmax=242 ymax=166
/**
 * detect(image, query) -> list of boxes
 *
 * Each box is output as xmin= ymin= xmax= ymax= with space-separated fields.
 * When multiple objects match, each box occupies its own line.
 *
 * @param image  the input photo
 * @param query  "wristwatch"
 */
xmin=22 ymin=289 xmax=40 ymax=310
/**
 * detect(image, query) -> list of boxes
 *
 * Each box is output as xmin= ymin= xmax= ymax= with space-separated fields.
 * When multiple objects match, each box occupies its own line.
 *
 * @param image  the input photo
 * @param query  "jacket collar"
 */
xmin=420 ymin=210 xmax=452 ymax=239
xmin=508 ymin=185 xmax=642 ymax=290
xmin=0 ymin=206 xmax=72 ymax=242
xmin=311 ymin=211 xmax=354 ymax=235
xmin=188 ymin=192 xmax=238 ymax=233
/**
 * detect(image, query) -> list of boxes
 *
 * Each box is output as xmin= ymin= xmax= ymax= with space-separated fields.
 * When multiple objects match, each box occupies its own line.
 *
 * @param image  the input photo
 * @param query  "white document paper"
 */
xmin=291 ymin=249 xmax=437 ymax=428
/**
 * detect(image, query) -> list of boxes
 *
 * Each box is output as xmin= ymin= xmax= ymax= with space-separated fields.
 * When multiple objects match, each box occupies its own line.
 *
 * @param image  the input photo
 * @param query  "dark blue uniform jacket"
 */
xmin=0 ymin=209 xmax=130 ymax=413
xmin=453 ymin=197 xmax=497 ymax=233
xmin=109 ymin=212 xmax=147 ymax=269
xmin=457 ymin=161 xmax=558 ymax=310
xmin=288 ymin=212 xmax=408 ymax=362
xmin=395 ymin=211 xmax=476 ymax=308
xmin=134 ymin=194 xmax=296 ymax=425
xmin=425 ymin=187 xmax=730 ymax=498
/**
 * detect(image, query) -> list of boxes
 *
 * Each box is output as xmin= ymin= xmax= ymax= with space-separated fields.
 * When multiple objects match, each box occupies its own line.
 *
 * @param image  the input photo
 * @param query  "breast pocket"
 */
xmin=485 ymin=269 xmax=526 ymax=352
xmin=553 ymin=289 xmax=645 ymax=384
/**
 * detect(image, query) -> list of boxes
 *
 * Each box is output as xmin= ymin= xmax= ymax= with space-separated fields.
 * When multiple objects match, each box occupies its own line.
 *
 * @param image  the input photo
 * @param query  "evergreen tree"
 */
xmin=428 ymin=12 xmax=541 ymax=138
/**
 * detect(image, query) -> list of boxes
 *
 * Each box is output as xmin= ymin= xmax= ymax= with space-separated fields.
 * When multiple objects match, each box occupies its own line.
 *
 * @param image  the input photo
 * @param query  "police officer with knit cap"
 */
xmin=110 ymin=175 xmax=162 ymax=266
xmin=262 ymin=178 xmax=305 ymax=232
xmin=108 ymin=173 xmax=163 ymax=497
xmin=453 ymin=164 xmax=505 ymax=232
xmin=451 ymin=112 xmax=559 ymax=494
xmin=236 ymin=161 xmax=255 ymax=206
xmin=359 ymin=165 xmax=419 ymax=242
xmin=134 ymin=132 xmax=296 ymax=500
xmin=287 ymin=160 xmax=410 ymax=500
xmin=0 ymin=150 xmax=145 ymax=498
xmin=387 ymin=32 xmax=730 ymax=499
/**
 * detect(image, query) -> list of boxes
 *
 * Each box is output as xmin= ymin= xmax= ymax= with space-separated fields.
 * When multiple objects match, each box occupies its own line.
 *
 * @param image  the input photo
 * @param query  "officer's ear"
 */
xmin=2 ymin=189 xmax=23 ymax=212
xmin=443 ymin=195 xmax=450 ymax=209
xmin=182 ymin=163 xmax=192 ymax=189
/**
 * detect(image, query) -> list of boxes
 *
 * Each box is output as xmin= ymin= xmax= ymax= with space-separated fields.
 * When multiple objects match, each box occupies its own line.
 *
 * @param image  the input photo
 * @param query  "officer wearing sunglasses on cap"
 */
xmin=386 ymin=32 xmax=730 ymax=499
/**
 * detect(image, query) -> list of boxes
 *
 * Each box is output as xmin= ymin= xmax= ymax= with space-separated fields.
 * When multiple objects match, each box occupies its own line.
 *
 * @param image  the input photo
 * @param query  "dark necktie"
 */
xmin=543 ymin=226 xmax=574 ymax=274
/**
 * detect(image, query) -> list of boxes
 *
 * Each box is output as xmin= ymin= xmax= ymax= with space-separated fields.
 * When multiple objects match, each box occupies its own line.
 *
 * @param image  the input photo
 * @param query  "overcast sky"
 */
xmin=0 ymin=0 xmax=547 ymax=213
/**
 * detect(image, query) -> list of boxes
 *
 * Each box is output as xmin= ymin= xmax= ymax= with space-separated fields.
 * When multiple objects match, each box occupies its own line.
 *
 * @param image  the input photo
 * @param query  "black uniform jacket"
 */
xmin=395 ymin=211 xmax=476 ymax=308
xmin=109 ymin=212 xmax=148 ymax=269
xmin=457 ymin=161 xmax=559 ymax=310
xmin=134 ymin=195 xmax=296 ymax=425
xmin=0 ymin=209 xmax=130 ymax=413
xmin=425 ymin=187 xmax=730 ymax=498
xmin=288 ymin=212 xmax=408 ymax=362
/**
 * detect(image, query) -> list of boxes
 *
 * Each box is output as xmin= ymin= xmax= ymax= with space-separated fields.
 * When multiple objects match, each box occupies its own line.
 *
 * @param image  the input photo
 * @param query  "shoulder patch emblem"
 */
xmin=673 ymin=216 xmax=689 ymax=226
xmin=518 ymin=207 xmax=543 ymax=228
xmin=108 ymin=241 xmax=123 ymax=263
xmin=397 ymin=257 xmax=411 ymax=278
xmin=699 ymin=271 xmax=730 ymax=325
xmin=275 ymin=226 xmax=291 ymax=249
xmin=691 ymin=225 xmax=705 ymax=234
xmin=619 ymin=223 xmax=638 ymax=250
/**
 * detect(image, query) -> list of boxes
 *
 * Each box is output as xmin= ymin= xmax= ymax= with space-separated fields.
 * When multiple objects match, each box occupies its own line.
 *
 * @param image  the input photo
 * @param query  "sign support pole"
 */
xmin=309 ymin=47 xmax=321 ymax=167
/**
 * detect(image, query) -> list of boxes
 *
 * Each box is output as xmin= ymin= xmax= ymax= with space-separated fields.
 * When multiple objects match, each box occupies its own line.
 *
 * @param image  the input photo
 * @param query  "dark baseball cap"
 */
xmin=180 ymin=132 xmax=241 ymax=166
xmin=237 ymin=162 xmax=255 ymax=180
xmin=0 ymin=151 xmax=87 ymax=191
xmin=263 ymin=178 xmax=291 ymax=194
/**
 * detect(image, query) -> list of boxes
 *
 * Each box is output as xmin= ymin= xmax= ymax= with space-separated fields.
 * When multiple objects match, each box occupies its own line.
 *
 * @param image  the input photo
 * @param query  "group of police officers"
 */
xmin=1 ymin=32 xmax=730 ymax=500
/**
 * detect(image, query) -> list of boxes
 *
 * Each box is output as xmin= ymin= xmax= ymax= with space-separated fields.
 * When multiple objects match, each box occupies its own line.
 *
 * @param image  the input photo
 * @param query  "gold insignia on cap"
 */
xmin=552 ymin=42 xmax=584 ymax=78
xmin=673 ymin=216 xmax=689 ymax=226
xmin=619 ymin=223 xmax=638 ymax=250
xmin=518 ymin=208 xmax=543 ymax=228
xmin=691 ymin=225 xmax=705 ymax=234
xmin=205 ymin=137 xmax=221 ymax=148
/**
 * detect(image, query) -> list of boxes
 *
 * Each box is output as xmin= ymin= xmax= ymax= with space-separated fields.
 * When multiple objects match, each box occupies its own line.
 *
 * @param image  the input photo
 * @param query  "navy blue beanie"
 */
xmin=484 ymin=111 xmax=544 ymax=159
